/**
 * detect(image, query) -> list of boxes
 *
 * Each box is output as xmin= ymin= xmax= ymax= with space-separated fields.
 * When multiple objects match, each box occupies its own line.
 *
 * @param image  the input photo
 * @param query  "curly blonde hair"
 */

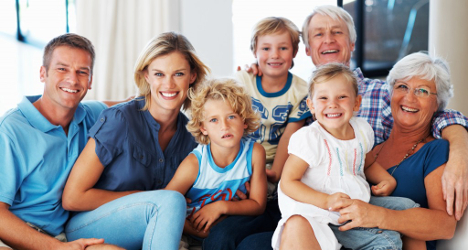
xmin=187 ymin=78 xmax=260 ymax=145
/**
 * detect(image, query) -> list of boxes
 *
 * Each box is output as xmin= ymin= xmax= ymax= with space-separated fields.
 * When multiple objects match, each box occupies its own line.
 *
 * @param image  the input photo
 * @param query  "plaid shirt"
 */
xmin=354 ymin=68 xmax=468 ymax=146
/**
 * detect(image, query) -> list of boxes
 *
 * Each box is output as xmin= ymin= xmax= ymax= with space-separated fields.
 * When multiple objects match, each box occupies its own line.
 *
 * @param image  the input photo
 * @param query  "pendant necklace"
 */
xmin=374 ymin=135 xmax=428 ymax=176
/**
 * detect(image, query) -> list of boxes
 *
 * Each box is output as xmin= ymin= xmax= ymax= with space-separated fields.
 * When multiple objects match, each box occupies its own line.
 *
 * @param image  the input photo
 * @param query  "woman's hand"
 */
xmin=335 ymin=199 xmax=386 ymax=231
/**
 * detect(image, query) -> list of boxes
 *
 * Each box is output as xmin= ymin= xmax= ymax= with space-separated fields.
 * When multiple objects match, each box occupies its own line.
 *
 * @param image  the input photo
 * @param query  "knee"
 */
xmin=157 ymin=190 xmax=186 ymax=212
xmin=283 ymin=215 xmax=309 ymax=233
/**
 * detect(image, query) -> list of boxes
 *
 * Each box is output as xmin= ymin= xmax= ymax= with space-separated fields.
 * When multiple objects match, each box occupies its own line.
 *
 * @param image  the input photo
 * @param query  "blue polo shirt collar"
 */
xmin=18 ymin=95 xmax=87 ymax=133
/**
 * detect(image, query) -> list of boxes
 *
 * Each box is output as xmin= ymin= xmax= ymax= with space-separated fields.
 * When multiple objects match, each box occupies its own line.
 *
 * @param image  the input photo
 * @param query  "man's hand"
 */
xmin=442 ymin=163 xmax=468 ymax=221
xmin=236 ymin=63 xmax=262 ymax=76
xmin=62 ymin=238 xmax=104 ymax=250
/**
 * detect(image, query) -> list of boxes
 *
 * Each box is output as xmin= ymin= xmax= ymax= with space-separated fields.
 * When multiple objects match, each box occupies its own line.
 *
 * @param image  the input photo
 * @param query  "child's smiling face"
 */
xmin=200 ymin=99 xmax=248 ymax=150
xmin=307 ymin=74 xmax=361 ymax=138
xmin=255 ymin=31 xmax=296 ymax=79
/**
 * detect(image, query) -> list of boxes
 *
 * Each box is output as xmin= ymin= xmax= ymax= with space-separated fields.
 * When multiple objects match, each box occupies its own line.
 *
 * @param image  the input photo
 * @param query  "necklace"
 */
xmin=374 ymin=135 xmax=428 ymax=176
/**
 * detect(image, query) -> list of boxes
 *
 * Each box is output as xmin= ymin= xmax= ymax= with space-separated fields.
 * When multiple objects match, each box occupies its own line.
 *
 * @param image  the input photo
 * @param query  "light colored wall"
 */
xmin=429 ymin=0 xmax=468 ymax=116
xmin=181 ymin=0 xmax=233 ymax=78
xmin=430 ymin=3 xmax=468 ymax=250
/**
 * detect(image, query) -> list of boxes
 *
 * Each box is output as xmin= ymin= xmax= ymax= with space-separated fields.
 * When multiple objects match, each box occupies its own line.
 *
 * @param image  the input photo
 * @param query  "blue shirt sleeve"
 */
xmin=0 ymin=131 xmax=21 ymax=205
xmin=88 ymin=107 xmax=127 ymax=166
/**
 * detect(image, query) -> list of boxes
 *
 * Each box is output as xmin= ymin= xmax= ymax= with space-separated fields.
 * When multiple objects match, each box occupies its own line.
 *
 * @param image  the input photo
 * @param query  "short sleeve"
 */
xmin=88 ymin=108 xmax=128 ymax=166
xmin=432 ymin=109 xmax=468 ymax=138
xmin=353 ymin=117 xmax=375 ymax=153
xmin=288 ymin=126 xmax=322 ymax=166
xmin=423 ymin=139 xmax=449 ymax=178
xmin=0 ymin=131 xmax=23 ymax=205
xmin=288 ymin=95 xmax=311 ymax=123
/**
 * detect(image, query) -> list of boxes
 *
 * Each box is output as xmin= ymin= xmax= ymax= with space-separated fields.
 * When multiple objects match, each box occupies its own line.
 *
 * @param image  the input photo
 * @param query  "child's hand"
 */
xmin=185 ymin=219 xmax=210 ymax=238
xmin=190 ymin=203 xmax=222 ymax=233
xmin=371 ymin=179 xmax=396 ymax=196
xmin=234 ymin=182 xmax=250 ymax=200
xmin=326 ymin=192 xmax=351 ymax=211
xmin=266 ymin=169 xmax=279 ymax=183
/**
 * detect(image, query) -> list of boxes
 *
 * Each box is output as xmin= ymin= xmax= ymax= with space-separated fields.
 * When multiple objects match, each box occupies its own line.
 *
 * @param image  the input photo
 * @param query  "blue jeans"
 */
xmin=202 ymin=199 xmax=281 ymax=250
xmin=236 ymin=196 xmax=419 ymax=250
xmin=330 ymin=196 xmax=419 ymax=250
xmin=65 ymin=190 xmax=186 ymax=250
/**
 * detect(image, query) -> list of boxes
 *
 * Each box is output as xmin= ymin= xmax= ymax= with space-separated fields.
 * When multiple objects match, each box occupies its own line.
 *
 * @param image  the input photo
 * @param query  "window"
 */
xmin=344 ymin=0 xmax=429 ymax=77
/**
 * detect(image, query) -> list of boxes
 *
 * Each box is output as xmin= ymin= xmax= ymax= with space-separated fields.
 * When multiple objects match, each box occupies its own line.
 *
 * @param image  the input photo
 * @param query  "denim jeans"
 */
xmin=236 ymin=196 xmax=418 ymax=250
xmin=202 ymin=199 xmax=281 ymax=250
xmin=65 ymin=190 xmax=186 ymax=250
xmin=330 ymin=196 xmax=420 ymax=250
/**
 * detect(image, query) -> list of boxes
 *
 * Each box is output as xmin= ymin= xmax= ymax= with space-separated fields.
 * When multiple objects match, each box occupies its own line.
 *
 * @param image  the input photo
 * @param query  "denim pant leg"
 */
xmin=202 ymin=198 xmax=281 ymax=250
xmin=236 ymin=231 xmax=274 ymax=250
xmin=65 ymin=190 xmax=186 ymax=250
xmin=330 ymin=196 xmax=419 ymax=250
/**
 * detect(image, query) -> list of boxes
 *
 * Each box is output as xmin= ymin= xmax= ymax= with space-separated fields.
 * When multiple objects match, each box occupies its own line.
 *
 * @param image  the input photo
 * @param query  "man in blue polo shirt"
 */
xmin=0 ymin=34 xmax=121 ymax=249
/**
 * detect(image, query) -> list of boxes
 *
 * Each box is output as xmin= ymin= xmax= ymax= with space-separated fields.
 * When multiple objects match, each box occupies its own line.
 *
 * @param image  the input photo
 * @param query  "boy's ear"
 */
xmin=354 ymin=95 xmax=362 ymax=112
xmin=200 ymin=125 xmax=208 ymax=135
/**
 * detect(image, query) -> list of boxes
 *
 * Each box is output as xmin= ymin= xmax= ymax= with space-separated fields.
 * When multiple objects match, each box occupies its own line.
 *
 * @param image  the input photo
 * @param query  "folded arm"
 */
xmin=62 ymin=138 xmax=139 ymax=211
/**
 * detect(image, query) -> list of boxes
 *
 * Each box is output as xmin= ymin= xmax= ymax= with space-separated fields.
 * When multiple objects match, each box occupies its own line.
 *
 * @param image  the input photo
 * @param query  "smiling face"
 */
xmin=40 ymin=46 xmax=93 ymax=112
xmin=200 ymin=99 xmax=247 ymax=150
xmin=306 ymin=14 xmax=355 ymax=67
xmin=255 ymin=31 xmax=296 ymax=79
xmin=391 ymin=77 xmax=439 ymax=131
xmin=308 ymin=74 xmax=361 ymax=138
xmin=145 ymin=51 xmax=197 ymax=115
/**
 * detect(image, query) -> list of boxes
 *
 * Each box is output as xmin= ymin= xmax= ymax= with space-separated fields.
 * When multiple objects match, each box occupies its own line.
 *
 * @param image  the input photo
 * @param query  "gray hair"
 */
xmin=387 ymin=52 xmax=453 ymax=111
xmin=302 ymin=5 xmax=357 ymax=49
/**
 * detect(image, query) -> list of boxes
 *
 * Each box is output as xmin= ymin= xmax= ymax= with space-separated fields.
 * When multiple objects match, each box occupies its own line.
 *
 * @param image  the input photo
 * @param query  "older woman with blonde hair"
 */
xmin=329 ymin=52 xmax=457 ymax=250
xmin=61 ymin=32 xmax=210 ymax=250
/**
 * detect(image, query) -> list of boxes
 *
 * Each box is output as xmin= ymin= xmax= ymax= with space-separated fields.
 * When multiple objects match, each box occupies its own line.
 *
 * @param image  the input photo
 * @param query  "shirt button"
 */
xmin=157 ymin=180 xmax=162 ymax=185
xmin=100 ymin=117 xmax=105 ymax=122
xmin=377 ymin=230 xmax=383 ymax=234
xmin=159 ymin=158 xmax=164 ymax=163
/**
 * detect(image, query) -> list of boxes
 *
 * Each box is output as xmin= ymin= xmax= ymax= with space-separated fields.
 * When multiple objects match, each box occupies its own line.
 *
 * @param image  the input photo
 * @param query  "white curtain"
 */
xmin=76 ymin=0 xmax=180 ymax=101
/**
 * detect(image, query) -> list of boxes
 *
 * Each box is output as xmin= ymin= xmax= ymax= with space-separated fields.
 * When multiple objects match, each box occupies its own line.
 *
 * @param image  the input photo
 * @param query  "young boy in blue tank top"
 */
xmin=236 ymin=16 xmax=311 ymax=186
xmin=165 ymin=78 xmax=267 ymax=241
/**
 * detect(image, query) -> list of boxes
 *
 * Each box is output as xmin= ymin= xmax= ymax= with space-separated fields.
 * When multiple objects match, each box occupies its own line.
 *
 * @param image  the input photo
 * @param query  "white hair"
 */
xmin=387 ymin=52 xmax=453 ymax=111
xmin=302 ymin=5 xmax=357 ymax=49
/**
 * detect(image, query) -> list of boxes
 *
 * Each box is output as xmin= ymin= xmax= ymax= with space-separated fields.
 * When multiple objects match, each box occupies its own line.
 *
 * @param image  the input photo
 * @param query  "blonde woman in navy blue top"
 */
xmin=62 ymin=32 xmax=210 ymax=250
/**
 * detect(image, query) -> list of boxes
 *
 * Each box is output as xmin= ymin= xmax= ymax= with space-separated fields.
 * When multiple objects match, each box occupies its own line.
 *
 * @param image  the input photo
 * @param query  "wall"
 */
xmin=181 ymin=0 xmax=233 ymax=77
xmin=429 ymin=0 xmax=468 ymax=116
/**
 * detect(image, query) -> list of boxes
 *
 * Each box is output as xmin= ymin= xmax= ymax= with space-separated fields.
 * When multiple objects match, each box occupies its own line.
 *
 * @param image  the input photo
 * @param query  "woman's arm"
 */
xmin=280 ymin=154 xmax=351 ymax=210
xmin=337 ymin=164 xmax=457 ymax=241
xmin=269 ymin=120 xmax=305 ymax=183
xmin=190 ymin=143 xmax=268 ymax=232
xmin=62 ymin=138 xmax=139 ymax=211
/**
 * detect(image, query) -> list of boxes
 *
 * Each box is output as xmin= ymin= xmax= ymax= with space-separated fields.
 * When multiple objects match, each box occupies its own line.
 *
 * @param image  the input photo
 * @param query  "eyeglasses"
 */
xmin=393 ymin=82 xmax=437 ymax=98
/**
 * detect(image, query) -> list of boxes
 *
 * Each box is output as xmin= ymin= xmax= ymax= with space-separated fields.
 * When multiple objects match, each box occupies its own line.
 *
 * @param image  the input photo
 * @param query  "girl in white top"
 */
xmin=272 ymin=63 xmax=400 ymax=250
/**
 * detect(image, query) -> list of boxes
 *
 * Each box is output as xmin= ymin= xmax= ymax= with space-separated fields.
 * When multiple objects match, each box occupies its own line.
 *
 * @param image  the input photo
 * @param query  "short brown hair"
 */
xmin=308 ymin=63 xmax=358 ymax=97
xmin=43 ymin=33 xmax=95 ymax=73
xmin=134 ymin=32 xmax=211 ymax=111
xmin=250 ymin=17 xmax=300 ymax=68
xmin=187 ymin=78 xmax=260 ymax=145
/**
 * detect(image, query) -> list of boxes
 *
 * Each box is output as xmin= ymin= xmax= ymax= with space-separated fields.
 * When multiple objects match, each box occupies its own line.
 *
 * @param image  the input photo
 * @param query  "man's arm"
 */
xmin=440 ymin=124 xmax=468 ymax=220
xmin=0 ymin=203 xmax=104 ymax=250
